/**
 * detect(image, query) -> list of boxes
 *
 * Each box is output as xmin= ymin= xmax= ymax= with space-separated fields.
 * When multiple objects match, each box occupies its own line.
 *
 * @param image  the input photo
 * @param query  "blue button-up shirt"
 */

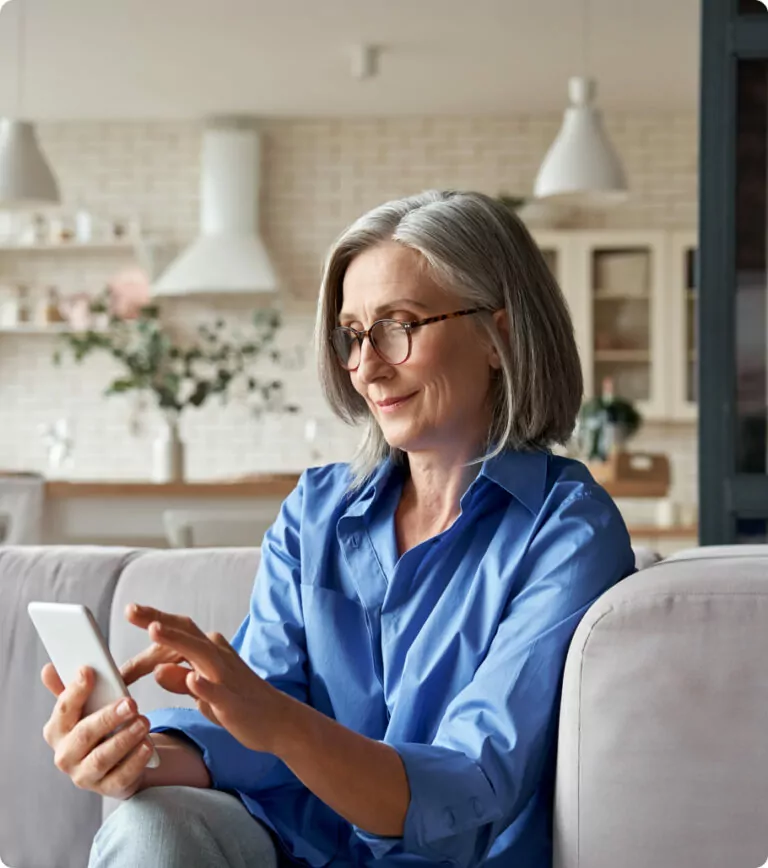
xmin=148 ymin=449 xmax=635 ymax=868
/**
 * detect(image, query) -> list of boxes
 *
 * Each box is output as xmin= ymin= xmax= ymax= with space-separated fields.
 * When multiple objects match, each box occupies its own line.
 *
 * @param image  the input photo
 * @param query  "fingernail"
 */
xmin=79 ymin=668 xmax=88 ymax=684
xmin=117 ymin=699 xmax=132 ymax=718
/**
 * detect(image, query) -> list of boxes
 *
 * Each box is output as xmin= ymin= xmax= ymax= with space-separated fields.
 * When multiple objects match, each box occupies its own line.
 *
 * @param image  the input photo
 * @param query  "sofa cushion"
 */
xmin=0 ymin=546 xmax=142 ymax=868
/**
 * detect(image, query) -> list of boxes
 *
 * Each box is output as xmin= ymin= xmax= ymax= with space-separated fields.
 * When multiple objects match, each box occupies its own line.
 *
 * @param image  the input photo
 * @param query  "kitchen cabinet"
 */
xmin=532 ymin=229 xmax=697 ymax=422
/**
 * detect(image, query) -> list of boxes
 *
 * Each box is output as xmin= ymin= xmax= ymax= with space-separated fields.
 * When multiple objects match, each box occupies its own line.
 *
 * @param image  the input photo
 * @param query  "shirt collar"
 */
xmin=343 ymin=448 xmax=549 ymax=519
xmin=477 ymin=448 xmax=550 ymax=515
xmin=341 ymin=456 xmax=404 ymax=520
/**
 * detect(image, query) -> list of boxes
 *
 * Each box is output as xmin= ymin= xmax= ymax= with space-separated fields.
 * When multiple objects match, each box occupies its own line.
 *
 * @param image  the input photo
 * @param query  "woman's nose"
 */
xmin=355 ymin=337 xmax=390 ymax=384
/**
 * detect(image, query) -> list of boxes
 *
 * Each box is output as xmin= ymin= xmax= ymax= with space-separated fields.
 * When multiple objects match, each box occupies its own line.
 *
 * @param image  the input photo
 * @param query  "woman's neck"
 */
xmin=399 ymin=448 xmax=483 ymax=530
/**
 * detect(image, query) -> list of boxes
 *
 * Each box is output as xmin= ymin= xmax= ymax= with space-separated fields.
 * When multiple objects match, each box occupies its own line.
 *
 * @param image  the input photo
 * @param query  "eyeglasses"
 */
xmin=330 ymin=307 xmax=486 ymax=372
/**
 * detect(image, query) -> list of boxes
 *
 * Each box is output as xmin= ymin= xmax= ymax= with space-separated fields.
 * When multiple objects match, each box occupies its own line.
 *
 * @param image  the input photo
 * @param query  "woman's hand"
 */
xmin=124 ymin=604 xmax=291 ymax=754
xmin=40 ymin=664 xmax=155 ymax=799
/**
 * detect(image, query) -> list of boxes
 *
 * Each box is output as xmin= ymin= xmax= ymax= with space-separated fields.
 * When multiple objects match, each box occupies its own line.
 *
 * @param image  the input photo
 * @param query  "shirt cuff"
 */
xmin=147 ymin=706 xmax=278 ymax=792
xmin=353 ymin=742 xmax=503 ymax=863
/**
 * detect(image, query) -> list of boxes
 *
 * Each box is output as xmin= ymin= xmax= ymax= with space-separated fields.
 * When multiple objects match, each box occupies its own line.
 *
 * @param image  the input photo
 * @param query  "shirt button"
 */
xmin=471 ymin=796 xmax=483 ymax=817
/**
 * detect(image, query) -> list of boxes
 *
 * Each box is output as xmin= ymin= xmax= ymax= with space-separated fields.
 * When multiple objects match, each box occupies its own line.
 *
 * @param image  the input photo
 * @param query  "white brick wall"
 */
xmin=0 ymin=114 xmax=698 ymax=503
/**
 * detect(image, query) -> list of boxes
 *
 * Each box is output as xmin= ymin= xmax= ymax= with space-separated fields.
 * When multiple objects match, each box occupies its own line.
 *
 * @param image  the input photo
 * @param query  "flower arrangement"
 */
xmin=53 ymin=287 xmax=300 ymax=421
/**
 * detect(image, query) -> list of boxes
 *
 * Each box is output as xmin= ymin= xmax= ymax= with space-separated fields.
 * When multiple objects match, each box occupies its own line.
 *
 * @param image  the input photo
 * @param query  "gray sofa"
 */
xmin=2 ymin=544 xmax=768 ymax=868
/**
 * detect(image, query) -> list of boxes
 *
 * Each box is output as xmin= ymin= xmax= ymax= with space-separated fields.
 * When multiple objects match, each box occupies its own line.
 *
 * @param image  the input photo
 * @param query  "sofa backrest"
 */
xmin=553 ymin=546 xmax=768 ymax=868
xmin=0 ymin=545 xmax=259 ymax=868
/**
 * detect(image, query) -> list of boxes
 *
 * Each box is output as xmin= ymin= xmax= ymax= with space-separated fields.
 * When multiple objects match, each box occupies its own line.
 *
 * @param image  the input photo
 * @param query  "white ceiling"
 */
xmin=0 ymin=0 xmax=700 ymax=120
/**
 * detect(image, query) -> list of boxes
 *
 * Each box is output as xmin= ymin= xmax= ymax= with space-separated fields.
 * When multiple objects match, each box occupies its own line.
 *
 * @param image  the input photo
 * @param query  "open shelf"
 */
xmin=0 ymin=324 xmax=104 ymax=335
xmin=0 ymin=241 xmax=138 ymax=253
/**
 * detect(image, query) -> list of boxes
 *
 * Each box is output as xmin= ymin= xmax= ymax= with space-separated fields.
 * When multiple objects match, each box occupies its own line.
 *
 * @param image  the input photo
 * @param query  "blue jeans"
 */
xmin=88 ymin=786 xmax=279 ymax=868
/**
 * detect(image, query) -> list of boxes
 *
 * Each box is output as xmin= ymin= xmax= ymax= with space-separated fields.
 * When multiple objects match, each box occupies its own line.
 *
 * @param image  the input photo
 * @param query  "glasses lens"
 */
xmin=371 ymin=320 xmax=409 ymax=364
xmin=331 ymin=328 xmax=360 ymax=369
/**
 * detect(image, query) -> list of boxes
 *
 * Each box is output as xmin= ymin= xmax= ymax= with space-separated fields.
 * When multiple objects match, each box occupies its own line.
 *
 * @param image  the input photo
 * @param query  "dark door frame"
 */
xmin=699 ymin=2 xmax=768 ymax=543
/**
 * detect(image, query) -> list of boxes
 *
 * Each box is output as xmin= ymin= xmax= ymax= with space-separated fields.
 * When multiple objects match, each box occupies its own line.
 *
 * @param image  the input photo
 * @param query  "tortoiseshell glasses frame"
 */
xmin=330 ymin=307 xmax=487 ymax=371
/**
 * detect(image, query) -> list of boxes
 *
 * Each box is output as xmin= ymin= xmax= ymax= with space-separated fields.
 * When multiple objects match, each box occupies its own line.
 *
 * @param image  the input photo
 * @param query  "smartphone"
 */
xmin=28 ymin=601 xmax=160 ymax=768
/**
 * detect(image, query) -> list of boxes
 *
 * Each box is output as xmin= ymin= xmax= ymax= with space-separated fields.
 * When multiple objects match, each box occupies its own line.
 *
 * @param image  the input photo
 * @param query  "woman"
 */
xmin=41 ymin=190 xmax=634 ymax=868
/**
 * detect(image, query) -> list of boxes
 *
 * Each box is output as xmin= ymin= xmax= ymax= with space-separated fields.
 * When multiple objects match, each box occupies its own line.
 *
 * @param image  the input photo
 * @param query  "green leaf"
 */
xmin=106 ymin=378 xmax=139 ymax=394
xmin=189 ymin=381 xmax=211 ymax=407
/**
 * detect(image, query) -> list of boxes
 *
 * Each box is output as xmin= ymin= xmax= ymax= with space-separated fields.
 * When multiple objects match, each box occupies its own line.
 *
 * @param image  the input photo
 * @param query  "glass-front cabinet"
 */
xmin=581 ymin=233 xmax=667 ymax=418
xmin=533 ymin=229 xmax=687 ymax=421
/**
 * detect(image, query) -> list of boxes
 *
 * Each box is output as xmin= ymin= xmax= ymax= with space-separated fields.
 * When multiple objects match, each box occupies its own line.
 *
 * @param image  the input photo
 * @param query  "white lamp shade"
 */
xmin=534 ymin=77 xmax=627 ymax=204
xmin=0 ymin=119 xmax=60 ymax=208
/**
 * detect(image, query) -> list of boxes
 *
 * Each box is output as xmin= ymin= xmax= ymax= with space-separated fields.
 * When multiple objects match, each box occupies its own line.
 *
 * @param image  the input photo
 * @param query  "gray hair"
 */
xmin=315 ymin=190 xmax=583 ymax=488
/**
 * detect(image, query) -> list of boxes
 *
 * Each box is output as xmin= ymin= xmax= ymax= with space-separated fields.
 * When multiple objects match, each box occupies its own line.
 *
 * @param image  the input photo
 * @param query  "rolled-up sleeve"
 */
xmin=354 ymin=485 xmax=634 ymax=866
xmin=148 ymin=473 xmax=309 ymax=794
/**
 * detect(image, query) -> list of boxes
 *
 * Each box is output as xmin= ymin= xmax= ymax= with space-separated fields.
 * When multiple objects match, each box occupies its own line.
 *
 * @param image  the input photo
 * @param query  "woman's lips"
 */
xmin=375 ymin=392 xmax=416 ymax=412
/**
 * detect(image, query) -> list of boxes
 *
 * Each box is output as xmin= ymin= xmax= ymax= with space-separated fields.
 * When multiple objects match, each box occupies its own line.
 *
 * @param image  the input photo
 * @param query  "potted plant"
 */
xmin=576 ymin=378 xmax=642 ymax=462
xmin=53 ymin=288 xmax=300 ymax=481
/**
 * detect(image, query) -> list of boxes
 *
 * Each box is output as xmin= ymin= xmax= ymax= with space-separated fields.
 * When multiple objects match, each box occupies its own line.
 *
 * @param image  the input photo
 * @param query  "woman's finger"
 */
xmin=196 ymin=701 xmax=221 ymax=726
xmin=49 ymin=694 xmax=139 ymax=775
xmin=46 ymin=668 xmax=95 ymax=743
xmin=71 ymin=711 xmax=148 ymax=788
xmin=148 ymin=621 xmax=220 ymax=681
xmin=153 ymin=662 xmax=195 ymax=696
xmin=119 ymin=642 xmax=185 ymax=686
xmin=94 ymin=737 xmax=155 ymax=799
xmin=125 ymin=604 xmax=207 ymax=639
xmin=41 ymin=662 xmax=65 ymax=697
xmin=186 ymin=673 xmax=225 ymax=727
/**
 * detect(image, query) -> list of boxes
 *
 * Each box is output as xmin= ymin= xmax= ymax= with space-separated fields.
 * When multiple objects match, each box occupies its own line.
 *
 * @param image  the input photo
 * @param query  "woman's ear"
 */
xmin=489 ymin=308 xmax=509 ymax=370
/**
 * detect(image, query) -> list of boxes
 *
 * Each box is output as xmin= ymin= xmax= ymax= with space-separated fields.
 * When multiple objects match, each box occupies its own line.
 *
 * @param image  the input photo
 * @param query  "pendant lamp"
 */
xmin=0 ymin=0 xmax=60 ymax=207
xmin=533 ymin=0 xmax=627 ymax=204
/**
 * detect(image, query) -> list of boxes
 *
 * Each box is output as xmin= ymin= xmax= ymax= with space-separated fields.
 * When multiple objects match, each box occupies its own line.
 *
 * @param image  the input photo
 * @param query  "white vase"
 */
xmin=152 ymin=413 xmax=185 ymax=483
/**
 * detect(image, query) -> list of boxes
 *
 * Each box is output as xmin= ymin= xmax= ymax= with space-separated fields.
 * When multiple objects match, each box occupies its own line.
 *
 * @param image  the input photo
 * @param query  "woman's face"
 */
xmin=339 ymin=242 xmax=501 ymax=457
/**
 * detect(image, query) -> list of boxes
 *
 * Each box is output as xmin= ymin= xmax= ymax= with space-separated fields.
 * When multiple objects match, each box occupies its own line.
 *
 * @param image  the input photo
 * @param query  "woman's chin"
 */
xmin=378 ymin=421 xmax=419 ymax=452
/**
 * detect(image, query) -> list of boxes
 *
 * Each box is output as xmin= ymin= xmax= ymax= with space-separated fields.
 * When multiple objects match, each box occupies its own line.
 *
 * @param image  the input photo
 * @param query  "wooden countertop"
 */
xmin=45 ymin=474 xmax=301 ymax=499
xmin=43 ymin=476 xmax=676 ymax=500
xmin=627 ymin=524 xmax=698 ymax=538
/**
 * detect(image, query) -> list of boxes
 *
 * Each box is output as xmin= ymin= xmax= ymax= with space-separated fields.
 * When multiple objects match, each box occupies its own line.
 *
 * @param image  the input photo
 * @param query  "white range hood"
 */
xmin=153 ymin=119 xmax=277 ymax=296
